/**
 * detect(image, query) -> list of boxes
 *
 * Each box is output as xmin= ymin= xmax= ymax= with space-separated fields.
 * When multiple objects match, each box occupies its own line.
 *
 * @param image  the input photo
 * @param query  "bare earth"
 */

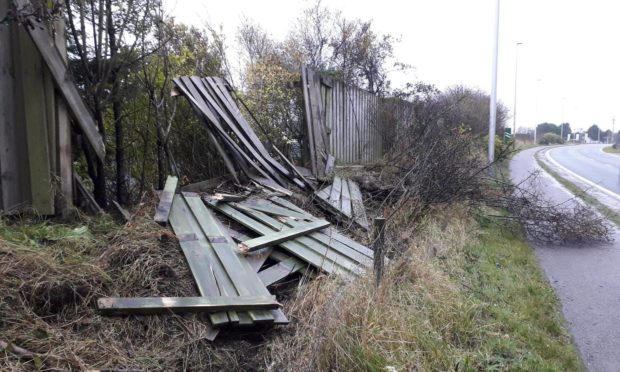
xmin=510 ymin=146 xmax=620 ymax=372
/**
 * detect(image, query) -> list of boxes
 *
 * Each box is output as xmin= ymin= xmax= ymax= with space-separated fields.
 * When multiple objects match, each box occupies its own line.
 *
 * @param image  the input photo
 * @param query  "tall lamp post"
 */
xmin=488 ymin=0 xmax=500 ymax=165
xmin=512 ymin=42 xmax=523 ymax=146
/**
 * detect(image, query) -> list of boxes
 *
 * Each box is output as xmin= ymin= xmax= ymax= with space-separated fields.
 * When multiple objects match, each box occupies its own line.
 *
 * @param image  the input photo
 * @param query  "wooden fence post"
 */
xmin=372 ymin=217 xmax=386 ymax=287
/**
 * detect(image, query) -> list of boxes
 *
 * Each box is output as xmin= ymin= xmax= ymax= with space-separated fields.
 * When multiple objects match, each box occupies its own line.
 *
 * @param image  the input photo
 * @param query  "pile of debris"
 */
xmin=97 ymin=76 xmax=378 ymax=340
xmin=97 ymin=180 xmax=373 ymax=340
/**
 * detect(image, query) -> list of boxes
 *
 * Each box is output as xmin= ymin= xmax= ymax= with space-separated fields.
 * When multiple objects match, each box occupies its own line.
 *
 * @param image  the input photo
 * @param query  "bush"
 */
xmin=538 ymin=133 xmax=564 ymax=145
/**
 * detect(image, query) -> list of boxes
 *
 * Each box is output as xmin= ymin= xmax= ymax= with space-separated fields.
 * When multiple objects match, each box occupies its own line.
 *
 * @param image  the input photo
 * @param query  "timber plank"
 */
xmin=14 ymin=26 xmax=54 ymax=215
xmin=259 ymin=257 xmax=307 ymax=286
xmin=249 ymin=175 xmax=293 ymax=196
xmin=269 ymin=196 xmax=312 ymax=216
xmin=97 ymin=295 xmax=280 ymax=315
xmin=227 ymin=202 xmax=362 ymax=275
xmin=168 ymin=195 xmax=231 ymax=326
xmin=271 ymin=144 xmax=315 ymax=191
xmin=189 ymin=77 xmax=289 ymax=188
xmin=340 ymin=179 xmax=352 ymax=218
xmin=301 ymin=66 xmax=318 ymax=176
xmin=206 ymin=200 xmax=356 ymax=278
xmin=282 ymin=217 xmax=372 ymax=267
xmin=239 ymin=220 xmax=331 ymax=252
xmin=268 ymin=196 xmax=372 ymax=257
xmin=154 ymin=176 xmax=178 ymax=225
xmin=206 ymin=78 xmax=305 ymax=189
xmin=329 ymin=176 xmax=342 ymax=207
xmin=241 ymin=200 xmax=310 ymax=220
xmin=14 ymin=0 xmax=105 ymax=160
xmin=174 ymin=78 xmax=274 ymax=183
xmin=348 ymin=180 xmax=369 ymax=230
xmin=183 ymin=194 xmax=274 ymax=323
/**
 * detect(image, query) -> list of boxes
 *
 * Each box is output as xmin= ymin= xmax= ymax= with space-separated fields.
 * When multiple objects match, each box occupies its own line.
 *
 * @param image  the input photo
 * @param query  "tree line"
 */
xmin=6 ymin=0 xmax=508 ymax=208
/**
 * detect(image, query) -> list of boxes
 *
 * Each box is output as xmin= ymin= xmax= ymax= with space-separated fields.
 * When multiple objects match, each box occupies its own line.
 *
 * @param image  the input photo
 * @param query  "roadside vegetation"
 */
xmin=0 ymin=198 xmax=583 ymax=371
xmin=603 ymin=146 xmax=620 ymax=154
xmin=0 ymin=1 xmax=596 ymax=370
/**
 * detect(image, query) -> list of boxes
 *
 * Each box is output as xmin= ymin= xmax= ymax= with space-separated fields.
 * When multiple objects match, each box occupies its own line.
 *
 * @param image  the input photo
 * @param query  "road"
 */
xmin=511 ymin=146 xmax=620 ymax=372
xmin=548 ymin=144 xmax=620 ymax=196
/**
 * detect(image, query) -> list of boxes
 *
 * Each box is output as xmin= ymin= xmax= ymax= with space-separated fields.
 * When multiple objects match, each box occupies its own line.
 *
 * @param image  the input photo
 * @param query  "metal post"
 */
xmin=512 ymin=42 xmax=523 ymax=146
xmin=488 ymin=0 xmax=500 ymax=164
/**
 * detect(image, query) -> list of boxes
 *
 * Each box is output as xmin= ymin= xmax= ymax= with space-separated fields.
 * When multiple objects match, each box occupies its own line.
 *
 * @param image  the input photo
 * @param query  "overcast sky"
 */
xmin=165 ymin=0 xmax=620 ymax=132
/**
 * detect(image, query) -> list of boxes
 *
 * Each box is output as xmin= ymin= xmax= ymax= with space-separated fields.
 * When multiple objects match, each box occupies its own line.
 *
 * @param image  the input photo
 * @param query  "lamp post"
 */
xmin=512 ymin=42 xmax=523 ymax=146
xmin=560 ymin=97 xmax=566 ymax=141
xmin=488 ymin=0 xmax=500 ymax=165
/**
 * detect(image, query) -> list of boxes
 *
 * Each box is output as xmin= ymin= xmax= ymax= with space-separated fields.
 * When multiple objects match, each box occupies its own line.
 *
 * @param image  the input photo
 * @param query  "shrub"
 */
xmin=538 ymin=133 xmax=564 ymax=145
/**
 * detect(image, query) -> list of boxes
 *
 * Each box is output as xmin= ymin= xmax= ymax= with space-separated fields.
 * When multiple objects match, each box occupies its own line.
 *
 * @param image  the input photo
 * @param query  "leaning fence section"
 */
xmin=326 ymin=79 xmax=381 ymax=164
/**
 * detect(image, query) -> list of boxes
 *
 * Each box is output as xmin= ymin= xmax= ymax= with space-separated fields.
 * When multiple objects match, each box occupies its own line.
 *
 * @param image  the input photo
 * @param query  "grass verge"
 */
xmin=0 ymin=201 xmax=582 ymax=370
xmin=266 ymin=206 xmax=583 ymax=371
xmin=536 ymin=156 xmax=620 ymax=227
xmin=603 ymin=146 xmax=620 ymax=155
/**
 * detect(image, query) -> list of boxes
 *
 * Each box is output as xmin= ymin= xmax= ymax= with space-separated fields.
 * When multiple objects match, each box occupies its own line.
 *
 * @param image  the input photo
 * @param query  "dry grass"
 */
xmin=0 ymin=196 xmax=581 ymax=371
xmin=264 ymin=205 xmax=582 ymax=371
xmin=0 ymin=199 xmax=265 ymax=371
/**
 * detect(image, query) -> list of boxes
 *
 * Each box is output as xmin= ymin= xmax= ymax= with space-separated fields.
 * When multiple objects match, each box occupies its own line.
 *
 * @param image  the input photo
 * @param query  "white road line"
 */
xmin=546 ymin=147 xmax=620 ymax=203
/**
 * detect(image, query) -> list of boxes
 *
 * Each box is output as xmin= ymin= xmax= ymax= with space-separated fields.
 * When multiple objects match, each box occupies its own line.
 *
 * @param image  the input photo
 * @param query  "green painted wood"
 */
xmin=14 ymin=0 xmax=105 ymax=160
xmin=53 ymin=17 xmax=72 ymax=217
xmin=168 ymin=195 xmax=230 ymax=326
xmin=340 ymin=179 xmax=352 ymax=218
xmin=3 ymin=21 xmax=31 ymax=212
xmin=154 ymin=176 xmax=178 ymax=224
xmin=173 ymin=78 xmax=273 ymax=183
xmin=301 ymin=66 xmax=318 ymax=176
xmin=189 ymin=76 xmax=289 ymax=188
xmin=282 ymin=217 xmax=372 ymax=267
xmin=228 ymin=202 xmax=286 ymax=231
xmin=184 ymin=194 xmax=280 ymax=323
xmin=271 ymin=144 xmax=315 ymax=190
xmin=268 ymin=197 xmax=373 ymax=256
xmin=206 ymin=200 xmax=355 ymax=278
xmin=269 ymin=196 xmax=312 ymax=216
xmin=239 ymin=220 xmax=330 ymax=252
xmin=15 ymin=27 xmax=54 ymax=215
xmin=249 ymin=174 xmax=293 ymax=196
xmin=228 ymin=202 xmax=362 ymax=276
xmin=259 ymin=257 xmax=307 ymax=286
xmin=97 ymin=295 xmax=280 ymax=315
xmin=205 ymin=77 xmax=304 ymax=189
xmin=241 ymin=200 xmax=311 ymax=220
xmin=329 ymin=176 xmax=342 ymax=207
xmin=213 ymin=192 xmax=248 ymax=202
xmin=348 ymin=180 xmax=369 ymax=230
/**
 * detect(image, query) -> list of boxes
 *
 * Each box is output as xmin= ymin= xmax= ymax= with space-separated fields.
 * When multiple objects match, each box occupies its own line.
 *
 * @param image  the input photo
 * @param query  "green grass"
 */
xmin=536 ymin=156 xmax=620 ymax=227
xmin=603 ymin=146 xmax=620 ymax=155
xmin=270 ymin=208 xmax=583 ymax=371
xmin=460 ymin=219 xmax=583 ymax=371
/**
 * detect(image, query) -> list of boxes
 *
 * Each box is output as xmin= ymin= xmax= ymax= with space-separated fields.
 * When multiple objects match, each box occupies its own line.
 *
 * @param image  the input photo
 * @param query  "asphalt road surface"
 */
xmin=511 ymin=146 xmax=620 ymax=372
xmin=548 ymin=144 xmax=620 ymax=196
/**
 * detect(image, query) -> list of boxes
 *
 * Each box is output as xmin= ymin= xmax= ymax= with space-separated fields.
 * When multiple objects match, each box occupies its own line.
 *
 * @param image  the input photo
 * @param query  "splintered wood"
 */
xmin=315 ymin=176 xmax=370 ymax=230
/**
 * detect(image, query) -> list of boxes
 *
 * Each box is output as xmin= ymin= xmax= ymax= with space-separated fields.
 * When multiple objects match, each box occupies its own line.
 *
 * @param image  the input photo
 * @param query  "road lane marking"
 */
xmin=547 ymin=148 xmax=620 ymax=203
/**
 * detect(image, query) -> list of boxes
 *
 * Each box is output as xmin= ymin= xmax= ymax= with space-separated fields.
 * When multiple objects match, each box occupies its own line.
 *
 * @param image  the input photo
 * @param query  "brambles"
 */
xmin=538 ymin=133 xmax=564 ymax=145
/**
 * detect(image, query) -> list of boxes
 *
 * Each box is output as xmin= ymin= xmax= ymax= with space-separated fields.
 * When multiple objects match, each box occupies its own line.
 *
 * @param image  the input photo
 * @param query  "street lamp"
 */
xmin=488 ymin=0 xmax=500 ymax=165
xmin=512 ymin=42 xmax=523 ymax=146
